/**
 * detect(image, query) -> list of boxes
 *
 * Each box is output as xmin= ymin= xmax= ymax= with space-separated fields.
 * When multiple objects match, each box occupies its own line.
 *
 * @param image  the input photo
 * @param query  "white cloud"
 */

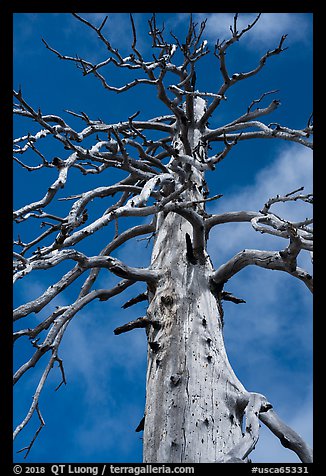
xmin=56 ymin=297 xmax=148 ymax=460
xmin=207 ymin=144 xmax=313 ymax=265
xmin=288 ymin=387 xmax=313 ymax=447
xmin=14 ymin=277 xmax=69 ymax=325
xmin=74 ymin=402 xmax=144 ymax=460
xmin=60 ymin=299 xmax=147 ymax=402
xmin=194 ymin=13 xmax=312 ymax=49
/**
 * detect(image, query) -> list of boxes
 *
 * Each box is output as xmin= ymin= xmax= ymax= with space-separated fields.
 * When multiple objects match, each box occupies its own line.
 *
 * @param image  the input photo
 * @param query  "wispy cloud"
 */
xmin=79 ymin=13 xmax=136 ymax=52
xmin=14 ymin=277 xmax=69 ymax=326
xmin=207 ymin=144 xmax=313 ymax=265
xmin=60 ymin=298 xmax=147 ymax=401
xmin=56 ymin=297 xmax=147 ymax=461
xmin=74 ymin=402 xmax=144 ymax=461
xmin=194 ymin=13 xmax=312 ymax=49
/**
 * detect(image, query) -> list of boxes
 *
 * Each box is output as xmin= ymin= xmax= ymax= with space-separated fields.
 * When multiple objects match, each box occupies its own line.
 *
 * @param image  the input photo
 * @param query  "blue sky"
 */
xmin=13 ymin=12 xmax=313 ymax=463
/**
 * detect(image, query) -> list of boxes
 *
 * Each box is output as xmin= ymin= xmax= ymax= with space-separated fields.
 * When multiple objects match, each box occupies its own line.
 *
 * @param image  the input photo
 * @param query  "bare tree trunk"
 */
xmin=143 ymin=99 xmax=247 ymax=462
xmin=143 ymin=212 xmax=248 ymax=463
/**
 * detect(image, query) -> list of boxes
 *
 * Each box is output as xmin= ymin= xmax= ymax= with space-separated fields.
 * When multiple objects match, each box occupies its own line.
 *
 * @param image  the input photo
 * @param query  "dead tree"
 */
xmin=13 ymin=13 xmax=313 ymax=463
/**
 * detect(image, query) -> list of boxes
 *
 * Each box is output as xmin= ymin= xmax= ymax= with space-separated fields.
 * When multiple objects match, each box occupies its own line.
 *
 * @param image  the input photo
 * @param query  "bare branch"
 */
xmin=14 ymin=265 xmax=82 ymax=320
xmin=13 ymin=280 xmax=134 ymax=386
xmin=14 ymin=249 xmax=159 ymax=287
xmin=70 ymin=14 xmax=124 ymax=64
xmin=220 ymin=391 xmax=312 ymax=463
xmin=79 ymin=222 xmax=155 ymax=298
xmin=221 ymin=291 xmax=246 ymax=304
xmin=54 ymin=356 xmax=67 ymax=391
xmin=13 ymin=152 xmax=78 ymax=221
xmin=122 ymin=292 xmax=148 ymax=309
xmin=114 ymin=316 xmax=160 ymax=335
xmin=200 ymin=25 xmax=287 ymax=127
xmin=105 ymin=256 xmax=159 ymax=282
xmin=247 ymin=90 xmax=279 ymax=113
xmin=40 ymin=182 xmax=185 ymax=252
xmin=229 ymin=98 xmax=281 ymax=127
xmin=206 ymin=211 xmax=260 ymax=232
xmin=251 ymin=215 xmax=312 ymax=251
xmin=16 ymin=404 xmax=45 ymax=459
xmin=205 ymin=184 xmax=312 ymax=258
xmin=14 ymin=341 xmax=60 ymax=440
xmin=203 ymin=121 xmax=313 ymax=149
xmin=210 ymin=248 xmax=313 ymax=292
xmin=259 ymin=407 xmax=313 ymax=463
xmin=260 ymin=188 xmax=313 ymax=214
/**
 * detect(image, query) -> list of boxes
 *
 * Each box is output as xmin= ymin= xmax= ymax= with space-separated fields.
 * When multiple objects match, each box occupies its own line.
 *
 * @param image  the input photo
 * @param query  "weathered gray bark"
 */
xmin=143 ymin=210 xmax=248 ymax=462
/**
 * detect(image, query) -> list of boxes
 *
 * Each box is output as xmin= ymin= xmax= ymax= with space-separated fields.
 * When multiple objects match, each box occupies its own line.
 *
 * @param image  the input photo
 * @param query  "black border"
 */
xmin=3 ymin=1 xmax=320 ymax=472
